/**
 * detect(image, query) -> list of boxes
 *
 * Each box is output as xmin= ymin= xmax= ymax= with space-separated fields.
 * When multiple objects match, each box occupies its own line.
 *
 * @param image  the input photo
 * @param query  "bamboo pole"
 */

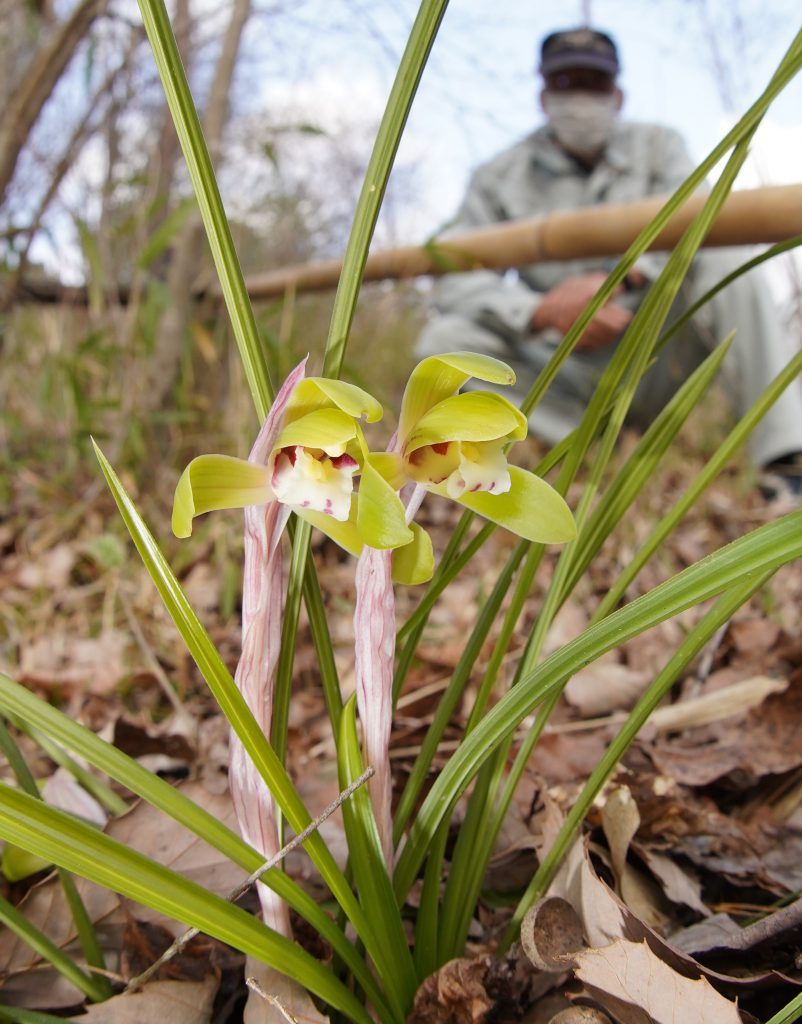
xmin=240 ymin=184 xmax=802 ymax=300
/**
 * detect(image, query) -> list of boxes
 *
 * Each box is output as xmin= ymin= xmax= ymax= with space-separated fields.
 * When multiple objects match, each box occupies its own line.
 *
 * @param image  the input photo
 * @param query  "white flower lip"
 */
xmin=444 ymin=440 xmax=511 ymax=499
xmin=271 ymin=445 xmax=358 ymax=520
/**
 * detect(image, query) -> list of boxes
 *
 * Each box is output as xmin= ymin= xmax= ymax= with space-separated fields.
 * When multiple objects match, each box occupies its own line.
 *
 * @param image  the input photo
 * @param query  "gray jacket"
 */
xmin=431 ymin=121 xmax=696 ymax=339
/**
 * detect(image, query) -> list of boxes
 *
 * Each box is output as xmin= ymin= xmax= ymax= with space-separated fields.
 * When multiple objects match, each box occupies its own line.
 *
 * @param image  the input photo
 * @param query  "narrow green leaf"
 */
xmin=502 ymin=567 xmax=775 ymax=946
xmin=136 ymin=197 xmax=194 ymax=268
xmin=322 ymin=0 xmax=449 ymax=378
xmin=0 ymin=786 xmax=372 ymax=1024
xmin=136 ymin=0 xmax=273 ymax=417
xmin=0 ymin=674 xmax=386 ymax=1015
xmin=562 ymin=334 xmax=735 ymax=597
xmin=594 ymin=344 xmax=802 ymax=621
xmin=337 ymin=699 xmax=416 ymax=1019
xmin=765 ymin=990 xmax=802 ymax=1024
xmin=393 ymin=538 xmax=528 ymax=840
xmin=0 ymin=892 xmax=107 ymax=1003
xmin=394 ymin=510 xmax=802 ymax=899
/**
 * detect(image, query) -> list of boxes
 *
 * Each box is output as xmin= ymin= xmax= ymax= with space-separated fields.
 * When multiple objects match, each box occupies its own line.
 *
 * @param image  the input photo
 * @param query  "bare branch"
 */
xmin=0 ymin=0 xmax=110 ymax=204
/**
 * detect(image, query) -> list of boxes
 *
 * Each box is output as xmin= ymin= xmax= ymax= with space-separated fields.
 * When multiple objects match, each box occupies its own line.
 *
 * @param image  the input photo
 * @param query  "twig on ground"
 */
xmin=245 ymin=975 xmax=299 ymax=1022
xmin=119 ymin=590 xmax=184 ymax=715
xmin=687 ymin=619 xmax=731 ymax=698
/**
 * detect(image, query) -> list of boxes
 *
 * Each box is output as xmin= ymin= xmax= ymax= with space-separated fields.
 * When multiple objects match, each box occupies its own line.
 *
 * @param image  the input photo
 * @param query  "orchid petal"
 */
xmin=444 ymin=440 xmax=511 ymax=499
xmin=172 ymin=455 xmax=272 ymax=538
xmin=299 ymin=505 xmax=364 ymax=556
xmin=285 ymin=377 xmax=383 ymax=425
xmin=404 ymin=392 xmax=527 ymax=454
xmin=431 ymin=466 xmax=576 ymax=544
xmin=404 ymin=440 xmax=461 ymax=487
xmin=398 ymin=352 xmax=516 ymax=444
xmin=357 ymin=455 xmax=414 ymax=550
xmin=273 ymin=408 xmax=359 ymax=455
xmin=392 ymin=523 xmax=434 ymax=585
xmin=367 ymin=450 xmax=407 ymax=491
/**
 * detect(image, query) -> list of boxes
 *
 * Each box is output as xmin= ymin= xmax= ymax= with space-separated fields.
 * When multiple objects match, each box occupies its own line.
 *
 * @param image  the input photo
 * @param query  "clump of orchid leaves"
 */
xmin=1 ymin=7 xmax=801 ymax=1023
xmin=172 ymin=352 xmax=575 ymax=894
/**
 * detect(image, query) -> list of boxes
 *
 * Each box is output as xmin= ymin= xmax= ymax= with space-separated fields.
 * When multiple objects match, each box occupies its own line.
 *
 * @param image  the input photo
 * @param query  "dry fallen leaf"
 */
xmin=15 ymin=542 xmax=75 ymax=590
xmin=244 ymin=959 xmax=329 ymax=1023
xmin=633 ymin=845 xmax=709 ymax=916
xmin=42 ymin=767 xmax=108 ymax=827
xmin=19 ymin=628 xmax=128 ymax=694
xmin=601 ymin=787 xmax=666 ymax=930
xmin=651 ymin=675 xmax=802 ymax=787
xmin=73 ymin=977 xmax=219 ymax=1023
xmin=573 ymin=938 xmax=742 ymax=1024
xmin=564 ymin=663 xmax=650 ymax=717
xmin=547 ymin=1009 xmax=612 ymax=1024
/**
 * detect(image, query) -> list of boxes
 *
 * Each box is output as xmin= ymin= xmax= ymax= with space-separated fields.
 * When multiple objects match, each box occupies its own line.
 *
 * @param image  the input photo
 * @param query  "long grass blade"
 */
xmin=337 ymin=699 xmax=416 ymax=1019
xmin=501 ymin=566 xmax=775 ymax=945
xmin=0 ymin=719 xmax=112 ymax=998
xmin=393 ymin=509 xmax=802 ymax=899
xmin=0 ymin=893 xmax=107 ymax=1004
xmin=0 ymin=786 xmax=372 ymax=1024
xmin=0 ymin=675 xmax=387 ymax=1013
xmin=136 ymin=0 xmax=273 ymax=417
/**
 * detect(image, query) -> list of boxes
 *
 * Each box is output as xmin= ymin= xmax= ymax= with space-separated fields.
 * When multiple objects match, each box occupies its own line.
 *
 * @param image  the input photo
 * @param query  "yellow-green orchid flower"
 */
xmin=358 ymin=352 xmax=576 ymax=548
xmin=171 ymin=358 xmax=382 ymax=552
xmin=171 ymin=358 xmax=382 ymax=937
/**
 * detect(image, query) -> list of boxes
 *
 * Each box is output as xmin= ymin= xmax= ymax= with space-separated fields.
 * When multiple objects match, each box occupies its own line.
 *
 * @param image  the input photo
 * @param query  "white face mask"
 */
xmin=542 ymin=91 xmax=619 ymax=159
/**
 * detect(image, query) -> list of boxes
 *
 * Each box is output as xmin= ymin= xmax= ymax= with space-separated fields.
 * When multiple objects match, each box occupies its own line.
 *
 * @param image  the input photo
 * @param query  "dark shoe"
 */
xmin=759 ymin=453 xmax=802 ymax=505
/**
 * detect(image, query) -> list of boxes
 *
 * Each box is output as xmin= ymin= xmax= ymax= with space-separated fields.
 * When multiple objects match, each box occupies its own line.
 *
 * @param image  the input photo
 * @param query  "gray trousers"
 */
xmin=416 ymin=252 xmax=802 ymax=468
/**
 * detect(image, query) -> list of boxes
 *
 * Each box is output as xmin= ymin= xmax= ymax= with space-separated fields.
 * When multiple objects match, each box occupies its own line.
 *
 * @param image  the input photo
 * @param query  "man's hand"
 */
xmin=529 ymin=271 xmax=636 ymax=351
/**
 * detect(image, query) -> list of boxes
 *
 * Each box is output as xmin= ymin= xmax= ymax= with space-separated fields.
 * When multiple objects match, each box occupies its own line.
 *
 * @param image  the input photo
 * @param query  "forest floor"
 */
xmin=2 ymin=350 xmax=802 ymax=1022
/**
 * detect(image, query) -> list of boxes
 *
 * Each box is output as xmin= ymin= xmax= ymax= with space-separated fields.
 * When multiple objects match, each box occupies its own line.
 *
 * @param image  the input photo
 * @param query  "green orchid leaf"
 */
xmin=398 ymin=352 xmax=516 ymax=442
xmin=337 ymin=699 xmax=418 ymax=1009
xmin=299 ymin=504 xmax=364 ymax=556
xmin=273 ymin=407 xmax=359 ymax=454
xmin=392 ymin=523 xmax=434 ymax=585
xmin=357 ymin=456 xmax=414 ymax=550
xmin=405 ymin=392 xmax=527 ymax=453
xmin=0 ymin=784 xmax=373 ymax=1024
xmin=439 ymin=466 xmax=576 ymax=544
xmin=172 ymin=455 xmax=271 ymax=538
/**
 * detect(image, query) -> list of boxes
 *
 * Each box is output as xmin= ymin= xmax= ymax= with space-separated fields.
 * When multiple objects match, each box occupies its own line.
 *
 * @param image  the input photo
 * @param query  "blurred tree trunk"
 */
xmin=145 ymin=0 xmax=253 ymax=411
xmin=0 ymin=0 xmax=108 ymax=205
